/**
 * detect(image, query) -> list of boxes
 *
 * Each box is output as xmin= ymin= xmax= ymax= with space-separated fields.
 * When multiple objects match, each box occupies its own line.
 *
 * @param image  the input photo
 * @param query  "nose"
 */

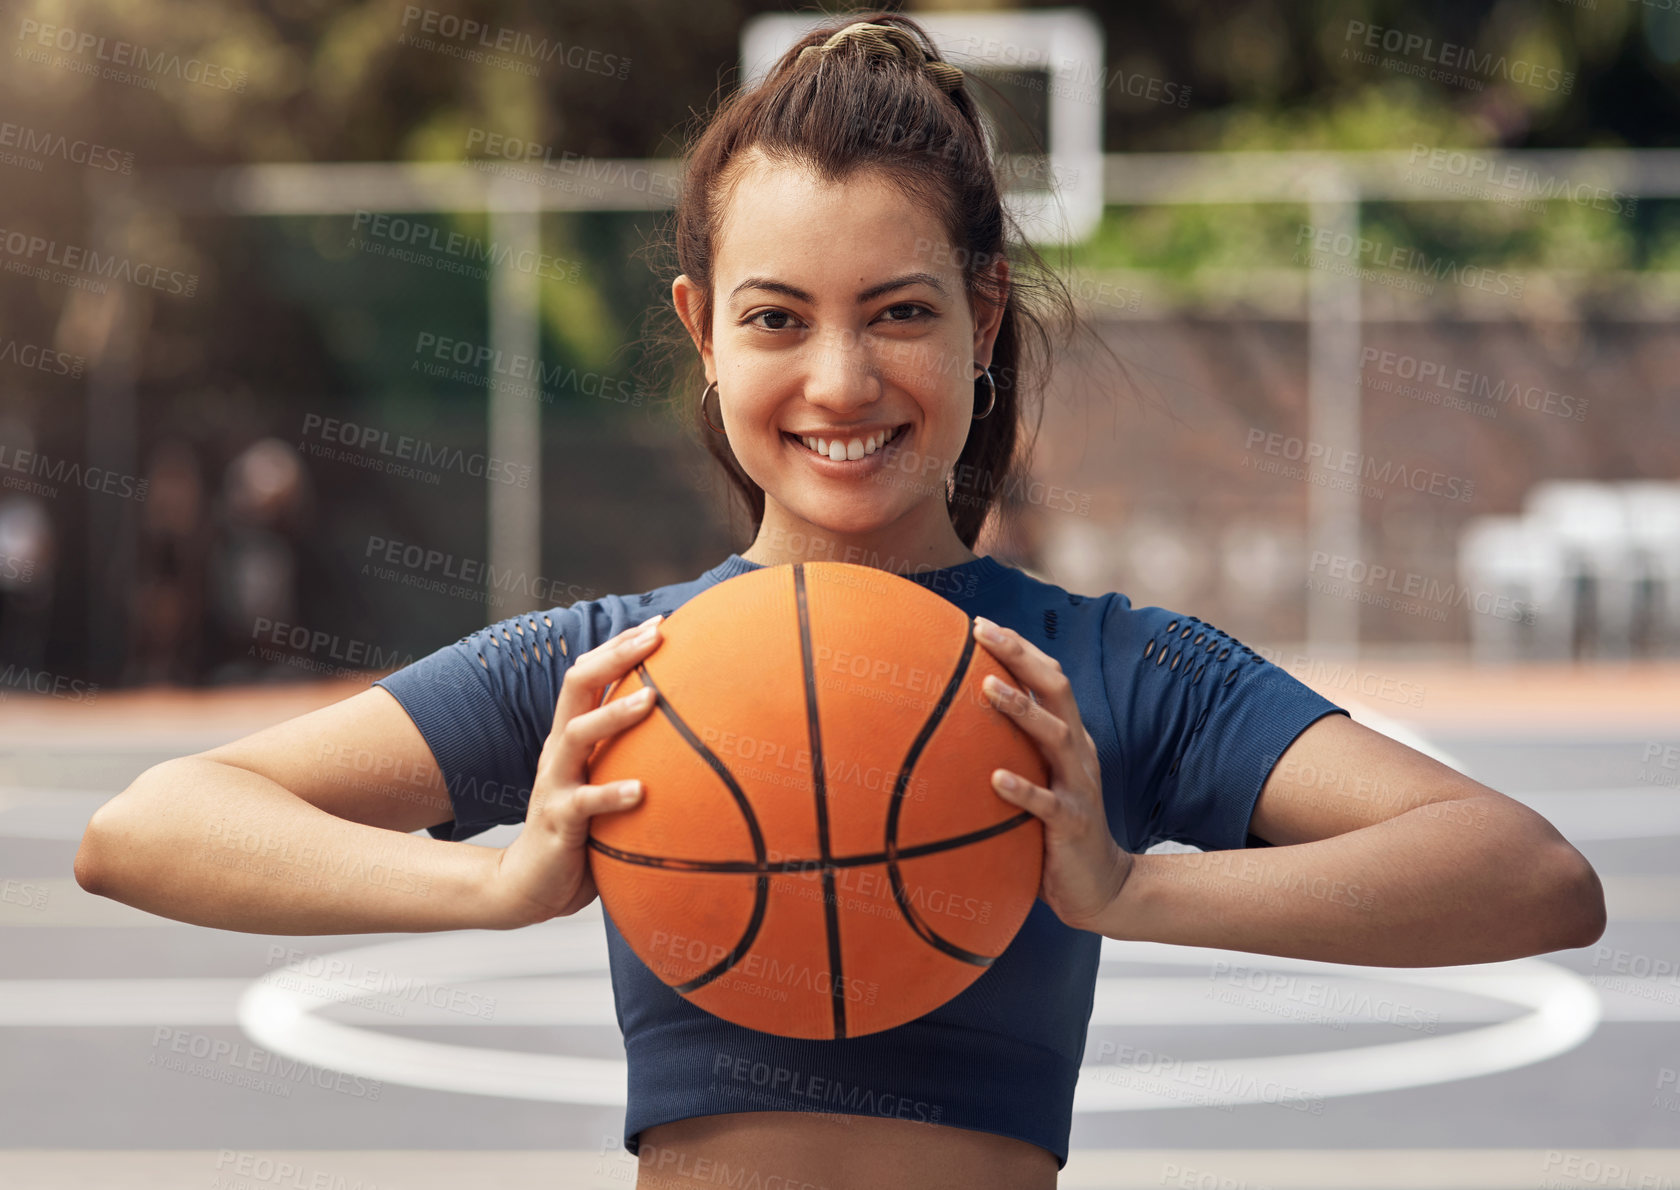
xmin=800 ymin=326 xmax=883 ymax=414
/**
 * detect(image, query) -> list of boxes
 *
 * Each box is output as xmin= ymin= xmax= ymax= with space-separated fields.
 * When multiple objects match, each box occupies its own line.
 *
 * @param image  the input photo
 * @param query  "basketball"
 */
xmin=584 ymin=560 xmax=1047 ymax=1040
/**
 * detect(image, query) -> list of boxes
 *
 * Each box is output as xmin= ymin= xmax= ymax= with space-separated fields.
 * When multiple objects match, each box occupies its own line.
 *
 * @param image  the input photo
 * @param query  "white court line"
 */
xmin=8 ymin=968 xmax=1680 ymax=1027
xmin=1 ymin=1149 xmax=1676 ymax=1190
xmin=218 ymin=704 xmax=1605 ymax=1109
xmin=218 ymin=908 xmax=1608 ymax=1109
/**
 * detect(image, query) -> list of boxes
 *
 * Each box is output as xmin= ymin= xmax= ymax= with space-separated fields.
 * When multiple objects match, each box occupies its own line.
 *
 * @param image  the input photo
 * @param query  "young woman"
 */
xmin=76 ymin=13 xmax=1606 ymax=1189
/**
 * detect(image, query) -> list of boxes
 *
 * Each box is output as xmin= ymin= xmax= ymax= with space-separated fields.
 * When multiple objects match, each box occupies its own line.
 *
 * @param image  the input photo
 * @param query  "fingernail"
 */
xmin=618 ymin=780 xmax=642 ymax=799
xmin=994 ymin=770 xmax=1021 ymax=792
xmin=974 ymin=617 xmax=1004 ymax=643
xmin=985 ymin=675 xmax=1017 ymax=699
xmin=630 ymin=687 xmax=655 ymax=705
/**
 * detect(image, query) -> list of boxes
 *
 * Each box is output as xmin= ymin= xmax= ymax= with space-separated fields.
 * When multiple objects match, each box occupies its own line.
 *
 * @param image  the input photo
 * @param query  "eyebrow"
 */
xmin=728 ymin=271 xmax=948 ymax=305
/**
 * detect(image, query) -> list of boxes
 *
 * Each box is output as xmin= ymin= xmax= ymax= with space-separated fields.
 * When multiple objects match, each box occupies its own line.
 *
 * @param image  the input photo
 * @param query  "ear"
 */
xmin=970 ymin=254 xmax=1009 ymax=370
xmin=672 ymin=274 xmax=715 ymax=382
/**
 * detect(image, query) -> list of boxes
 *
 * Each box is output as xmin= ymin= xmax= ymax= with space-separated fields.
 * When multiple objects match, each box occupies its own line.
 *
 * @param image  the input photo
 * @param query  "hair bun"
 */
xmin=796 ymin=20 xmax=965 ymax=94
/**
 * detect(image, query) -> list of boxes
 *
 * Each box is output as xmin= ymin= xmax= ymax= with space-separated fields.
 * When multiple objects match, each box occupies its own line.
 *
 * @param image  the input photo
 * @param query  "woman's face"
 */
xmin=674 ymin=151 xmax=1006 ymax=552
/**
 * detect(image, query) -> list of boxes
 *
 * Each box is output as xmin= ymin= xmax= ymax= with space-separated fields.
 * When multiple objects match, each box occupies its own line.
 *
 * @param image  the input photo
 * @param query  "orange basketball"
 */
xmin=585 ymin=560 xmax=1046 ymax=1040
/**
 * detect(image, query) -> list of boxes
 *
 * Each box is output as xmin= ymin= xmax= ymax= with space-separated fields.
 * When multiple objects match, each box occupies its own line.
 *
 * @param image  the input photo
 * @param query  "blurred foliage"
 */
xmin=6 ymin=0 xmax=1680 ymax=679
xmin=6 ymin=0 xmax=1679 ymax=372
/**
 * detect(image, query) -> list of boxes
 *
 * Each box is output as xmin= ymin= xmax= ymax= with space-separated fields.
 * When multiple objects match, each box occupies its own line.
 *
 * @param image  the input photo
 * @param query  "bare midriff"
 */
xmin=634 ymin=1110 xmax=1059 ymax=1189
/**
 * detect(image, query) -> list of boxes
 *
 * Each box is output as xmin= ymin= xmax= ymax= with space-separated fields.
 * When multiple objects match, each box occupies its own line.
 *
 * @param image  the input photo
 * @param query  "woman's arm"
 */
xmin=73 ymin=686 xmax=519 ymax=935
xmin=1087 ymin=712 xmax=1607 ymax=965
xmin=970 ymin=615 xmax=1607 ymax=967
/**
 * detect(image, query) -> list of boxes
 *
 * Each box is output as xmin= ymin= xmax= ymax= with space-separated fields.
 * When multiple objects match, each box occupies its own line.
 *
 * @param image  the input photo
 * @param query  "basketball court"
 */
xmin=2 ymin=661 xmax=1677 ymax=1188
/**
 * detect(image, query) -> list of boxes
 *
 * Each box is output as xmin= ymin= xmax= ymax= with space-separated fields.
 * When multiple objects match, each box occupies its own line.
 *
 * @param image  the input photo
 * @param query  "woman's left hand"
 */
xmin=972 ymin=615 xmax=1134 ymax=933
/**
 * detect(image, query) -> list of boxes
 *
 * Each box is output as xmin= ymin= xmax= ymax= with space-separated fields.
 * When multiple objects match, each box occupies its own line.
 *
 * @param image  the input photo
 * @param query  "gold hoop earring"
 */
xmin=699 ymin=380 xmax=724 ymax=433
xmin=972 ymin=365 xmax=996 ymax=420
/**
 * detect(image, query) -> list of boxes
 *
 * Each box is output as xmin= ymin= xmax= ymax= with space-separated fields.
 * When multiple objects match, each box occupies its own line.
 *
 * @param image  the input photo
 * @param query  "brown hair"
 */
xmin=643 ymin=10 xmax=1094 ymax=550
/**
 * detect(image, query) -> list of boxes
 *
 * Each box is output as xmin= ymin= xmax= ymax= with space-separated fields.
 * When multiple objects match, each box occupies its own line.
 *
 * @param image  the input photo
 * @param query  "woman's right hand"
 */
xmin=490 ymin=614 xmax=664 ymax=928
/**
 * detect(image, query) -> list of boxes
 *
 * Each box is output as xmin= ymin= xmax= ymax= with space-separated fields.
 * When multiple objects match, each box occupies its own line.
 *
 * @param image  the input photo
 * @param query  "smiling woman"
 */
xmin=74 ymin=9 xmax=1604 ymax=1190
xmin=650 ymin=15 xmax=1088 ymax=577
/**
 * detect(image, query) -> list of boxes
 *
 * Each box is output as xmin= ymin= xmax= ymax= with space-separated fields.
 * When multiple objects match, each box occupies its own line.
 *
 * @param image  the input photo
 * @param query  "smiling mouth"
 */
xmin=783 ymin=423 xmax=910 ymax=462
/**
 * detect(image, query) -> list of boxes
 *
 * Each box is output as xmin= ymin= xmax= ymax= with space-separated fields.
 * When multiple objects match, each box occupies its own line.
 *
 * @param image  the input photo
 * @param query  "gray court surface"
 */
xmin=1 ymin=696 xmax=1677 ymax=1189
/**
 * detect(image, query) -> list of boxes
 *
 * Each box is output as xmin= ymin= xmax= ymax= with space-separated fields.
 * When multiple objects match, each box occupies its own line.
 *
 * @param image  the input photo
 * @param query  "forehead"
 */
xmin=712 ymin=151 xmax=956 ymax=291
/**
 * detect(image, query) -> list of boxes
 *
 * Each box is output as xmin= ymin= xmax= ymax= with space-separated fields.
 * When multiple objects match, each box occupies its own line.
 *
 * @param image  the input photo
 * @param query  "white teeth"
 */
xmin=795 ymin=425 xmax=903 ymax=460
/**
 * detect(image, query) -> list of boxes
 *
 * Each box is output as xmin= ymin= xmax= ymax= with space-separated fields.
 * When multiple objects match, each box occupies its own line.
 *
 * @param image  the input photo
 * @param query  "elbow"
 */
xmin=74 ymin=818 xmax=107 ymax=896
xmin=74 ymin=797 xmax=133 ymax=898
xmin=1547 ymin=844 xmax=1606 ymax=952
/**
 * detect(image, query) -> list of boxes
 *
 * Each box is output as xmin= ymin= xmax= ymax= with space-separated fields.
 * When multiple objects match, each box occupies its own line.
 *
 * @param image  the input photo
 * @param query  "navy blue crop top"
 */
xmin=372 ymin=551 xmax=1347 ymax=1168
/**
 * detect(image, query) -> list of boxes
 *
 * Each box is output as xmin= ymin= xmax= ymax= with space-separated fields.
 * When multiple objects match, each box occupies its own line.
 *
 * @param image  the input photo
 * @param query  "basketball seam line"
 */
xmin=624 ymin=663 xmax=772 ymax=998
xmin=589 ymin=588 xmax=1035 ymax=1024
xmin=795 ymin=563 xmax=849 ymax=1041
xmin=585 ymin=809 xmax=1036 ymax=873
xmin=884 ymin=614 xmax=999 ymax=968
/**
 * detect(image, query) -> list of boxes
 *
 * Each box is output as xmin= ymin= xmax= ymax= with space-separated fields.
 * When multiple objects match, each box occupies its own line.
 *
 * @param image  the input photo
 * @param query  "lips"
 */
xmin=783 ymin=423 xmax=910 ymax=463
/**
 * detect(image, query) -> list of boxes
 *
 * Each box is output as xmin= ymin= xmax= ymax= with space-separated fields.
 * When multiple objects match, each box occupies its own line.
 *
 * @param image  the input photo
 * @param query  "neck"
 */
xmin=740 ymin=500 xmax=979 ymax=575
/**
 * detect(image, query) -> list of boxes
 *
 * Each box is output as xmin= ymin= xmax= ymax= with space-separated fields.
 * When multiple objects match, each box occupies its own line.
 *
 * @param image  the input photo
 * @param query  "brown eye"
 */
xmin=746 ymin=309 xmax=798 ymax=330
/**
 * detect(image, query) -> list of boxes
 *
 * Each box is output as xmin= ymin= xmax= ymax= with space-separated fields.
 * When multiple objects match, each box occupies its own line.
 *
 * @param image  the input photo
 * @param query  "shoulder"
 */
xmin=379 ymin=562 xmax=730 ymax=700
xmin=458 ymin=563 xmax=732 ymax=661
xmin=979 ymin=561 xmax=1112 ymax=650
xmin=1101 ymin=598 xmax=1264 ymax=687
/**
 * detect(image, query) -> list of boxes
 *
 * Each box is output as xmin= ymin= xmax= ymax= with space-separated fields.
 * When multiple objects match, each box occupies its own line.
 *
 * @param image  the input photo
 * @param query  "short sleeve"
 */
xmin=373 ymin=608 xmax=578 ymax=842
xmin=1100 ymin=595 xmax=1348 ymax=853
